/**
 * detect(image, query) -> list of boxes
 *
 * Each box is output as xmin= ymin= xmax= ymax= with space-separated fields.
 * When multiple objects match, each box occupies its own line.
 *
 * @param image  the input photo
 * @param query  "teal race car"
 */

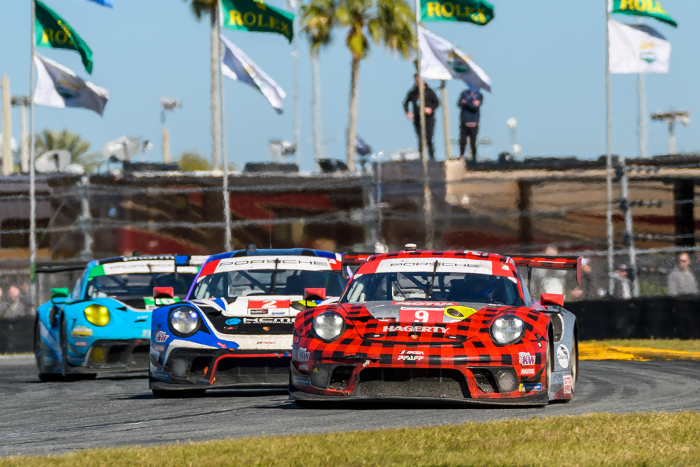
xmin=34 ymin=254 xmax=207 ymax=381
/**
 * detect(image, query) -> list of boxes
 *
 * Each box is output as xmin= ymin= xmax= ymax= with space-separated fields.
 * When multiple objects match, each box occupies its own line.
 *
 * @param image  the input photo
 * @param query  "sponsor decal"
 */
xmin=141 ymin=329 xmax=150 ymax=338
xmin=520 ymin=368 xmax=535 ymax=376
xmin=444 ymin=306 xmax=478 ymax=320
xmin=249 ymin=300 xmax=290 ymax=309
xmin=217 ymin=342 xmax=227 ymax=348
xmin=74 ymin=341 xmax=87 ymax=347
xmin=519 ymin=383 xmax=542 ymax=392
xmin=71 ymin=326 xmax=93 ymax=338
xmin=363 ymin=360 xmax=371 ymax=367
xmin=377 ymin=258 xmax=493 ymax=274
xmin=144 ymin=297 xmax=181 ymax=310
xmin=225 ymin=318 xmax=242 ymax=325
xmin=383 ymin=325 xmax=446 ymax=333
xmin=152 ymin=344 xmax=166 ymax=352
xmin=399 ymin=308 xmax=443 ymax=323
xmin=293 ymin=347 xmax=311 ymax=361
xmin=299 ymin=364 xmax=309 ymax=371
xmin=398 ymin=350 xmax=424 ymax=361
xmin=563 ymin=375 xmax=572 ymax=395
xmin=294 ymin=376 xmax=310 ymax=386
xmin=271 ymin=311 xmax=286 ymax=316
xmin=256 ymin=341 xmax=276 ymax=345
xmin=518 ymin=352 xmax=535 ymax=366
xmin=250 ymin=310 xmax=269 ymax=315
xmin=557 ymin=344 xmax=570 ymax=369
xmin=154 ymin=371 xmax=170 ymax=379
xmin=214 ymin=256 xmax=333 ymax=274
xmin=154 ymin=331 xmax=169 ymax=343
xmin=243 ymin=317 xmax=294 ymax=324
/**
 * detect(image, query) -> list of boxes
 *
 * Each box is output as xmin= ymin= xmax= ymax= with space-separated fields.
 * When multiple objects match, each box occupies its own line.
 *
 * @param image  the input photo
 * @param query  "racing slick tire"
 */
xmin=59 ymin=317 xmax=96 ymax=382
xmin=34 ymin=316 xmax=61 ymax=382
xmin=569 ymin=334 xmax=579 ymax=396
xmin=151 ymin=389 xmax=206 ymax=399
xmin=545 ymin=333 xmax=553 ymax=404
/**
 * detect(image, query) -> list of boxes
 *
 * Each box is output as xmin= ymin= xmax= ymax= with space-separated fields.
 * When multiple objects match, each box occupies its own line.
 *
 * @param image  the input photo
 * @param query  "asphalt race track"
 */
xmin=2 ymin=356 xmax=700 ymax=457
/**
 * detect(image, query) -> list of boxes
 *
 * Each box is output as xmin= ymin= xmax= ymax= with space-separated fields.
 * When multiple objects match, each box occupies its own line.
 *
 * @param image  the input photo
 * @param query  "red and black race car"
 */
xmin=289 ymin=247 xmax=580 ymax=406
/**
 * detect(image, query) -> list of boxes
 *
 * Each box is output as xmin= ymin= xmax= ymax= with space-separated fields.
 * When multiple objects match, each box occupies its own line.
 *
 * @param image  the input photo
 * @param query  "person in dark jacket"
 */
xmin=457 ymin=88 xmax=484 ymax=163
xmin=403 ymin=74 xmax=440 ymax=160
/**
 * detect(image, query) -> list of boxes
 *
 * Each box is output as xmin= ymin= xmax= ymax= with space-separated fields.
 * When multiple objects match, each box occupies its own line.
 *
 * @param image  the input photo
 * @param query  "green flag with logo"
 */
xmin=221 ymin=0 xmax=295 ymax=43
xmin=420 ymin=0 xmax=494 ymax=25
xmin=611 ymin=0 xmax=677 ymax=28
xmin=35 ymin=0 xmax=94 ymax=74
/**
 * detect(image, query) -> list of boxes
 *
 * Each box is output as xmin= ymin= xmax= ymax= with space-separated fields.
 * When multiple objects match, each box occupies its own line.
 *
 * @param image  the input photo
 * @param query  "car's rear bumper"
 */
xmin=149 ymin=348 xmax=291 ymax=390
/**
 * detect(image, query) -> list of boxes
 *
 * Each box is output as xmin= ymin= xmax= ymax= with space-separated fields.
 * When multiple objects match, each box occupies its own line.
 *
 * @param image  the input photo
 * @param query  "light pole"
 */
xmin=651 ymin=109 xmax=690 ymax=155
xmin=11 ymin=95 xmax=30 ymax=173
xmin=506 ymin=117 xmax=519 ymax=157
xmin=159 ymin=97 xmax=181 ymax=163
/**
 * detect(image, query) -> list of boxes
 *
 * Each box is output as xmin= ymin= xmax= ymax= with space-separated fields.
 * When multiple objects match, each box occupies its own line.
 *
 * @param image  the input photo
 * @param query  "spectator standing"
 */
xmin=570 ymin=258 xmax=606 ymax=300
xmin=613 ymin=264 xmax=632 ymax=299
xmin=667 ymin=252 xmax=698 ymax=296
xmin=403 ymin=74 xmax=440 ymax=160
xmin=0 ymin=285 xmax=25 ymax=318
xmin=457 ymin=88 xmax=484 ymax=163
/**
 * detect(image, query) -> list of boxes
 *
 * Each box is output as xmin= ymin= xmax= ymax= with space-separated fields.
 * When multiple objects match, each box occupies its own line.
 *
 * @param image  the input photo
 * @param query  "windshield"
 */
xmin=341 ymin=271 xmax=522 ymax=306
xmin=192 ymin=269 xmax=347 ymax=299
xmin=86 ymin=273 xmax=196 ymax=299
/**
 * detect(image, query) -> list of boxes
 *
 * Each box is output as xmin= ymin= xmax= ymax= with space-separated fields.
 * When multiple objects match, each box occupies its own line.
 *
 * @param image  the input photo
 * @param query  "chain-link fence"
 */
xmin=2 ymin=158 xmax=700 ymax=317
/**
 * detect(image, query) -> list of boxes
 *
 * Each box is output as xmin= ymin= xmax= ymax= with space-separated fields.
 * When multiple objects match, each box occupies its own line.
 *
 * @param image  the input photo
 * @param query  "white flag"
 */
xmin=609 ymin=19 xmax=670 ymax=74
xmin=33 ymin=54 xmax=109 ymax=116
xmin=220 ymin=35 xmax=286 ymax=115
xmin=418 ymin=26 xmax=491 ymax=92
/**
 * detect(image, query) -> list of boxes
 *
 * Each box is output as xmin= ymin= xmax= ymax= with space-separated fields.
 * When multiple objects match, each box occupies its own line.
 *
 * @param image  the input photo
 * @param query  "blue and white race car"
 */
xmin=34 ymin=254 xmax=206 ymax=381
xmin=149 ymin=246 xmax=347 ymax=397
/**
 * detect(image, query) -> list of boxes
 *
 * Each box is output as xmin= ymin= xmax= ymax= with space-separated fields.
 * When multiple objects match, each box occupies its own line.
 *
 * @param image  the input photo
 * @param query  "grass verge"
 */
xmin=3 ymin=412 xmax=700 ymax=467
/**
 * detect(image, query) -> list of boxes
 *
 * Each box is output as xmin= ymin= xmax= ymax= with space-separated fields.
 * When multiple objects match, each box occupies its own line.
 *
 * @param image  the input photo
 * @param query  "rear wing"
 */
xmin=510 ymin=255 xmax=582 ymax=286
xmin=341 ymin=253 xmax=374 ymax=279
xmin=35 ymin=261 xmax=88 ymax=274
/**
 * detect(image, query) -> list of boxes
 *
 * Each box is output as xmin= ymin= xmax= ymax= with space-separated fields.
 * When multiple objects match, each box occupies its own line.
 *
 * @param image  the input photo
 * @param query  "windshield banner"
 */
xmin=208 ymin=256 xmax=338 ymax=275
xmin=89 ymin=261 xmax=196 ymax=278
xmin=372 ymin=257 xmax=512 ymax=276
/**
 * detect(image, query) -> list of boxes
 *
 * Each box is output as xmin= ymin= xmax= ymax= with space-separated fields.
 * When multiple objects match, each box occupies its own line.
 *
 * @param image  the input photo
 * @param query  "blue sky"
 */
xmin=0 ymin=0 xmax=697 ymax=171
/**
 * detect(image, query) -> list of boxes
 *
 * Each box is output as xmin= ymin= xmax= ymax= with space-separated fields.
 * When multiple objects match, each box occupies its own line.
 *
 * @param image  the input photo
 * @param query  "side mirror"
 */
xmin=304 ymin=288 xmax=327 ymax=301
xmin=51 ymin=288 xmax=70 ymax=299
xmin=541 ymin=293 xmax=564 ymax=312
xmin=153 ymin=287 xmax=174 ymax=299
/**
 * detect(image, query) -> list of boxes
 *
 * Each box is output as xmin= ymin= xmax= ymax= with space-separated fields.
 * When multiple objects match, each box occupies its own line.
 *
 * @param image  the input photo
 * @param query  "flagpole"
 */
xmin=218 ymin=2 xmax=232 ymax=252
xmin=292 ymin=4 xmax=301 ymax=168
xmin=439 ymin=80 xmax=452 ymax=160
xmin=414 ymin=13 xmax=434 ymax=249
xmin=605 ymin=0 xmax=614 ymax=295
xmin=29 ymin=0 xmax=38 ymax=309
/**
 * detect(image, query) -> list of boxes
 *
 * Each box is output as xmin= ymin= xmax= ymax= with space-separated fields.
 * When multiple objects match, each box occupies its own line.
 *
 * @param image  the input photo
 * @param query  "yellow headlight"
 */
xmin=84 ymin=304 xmax=110 ymax=327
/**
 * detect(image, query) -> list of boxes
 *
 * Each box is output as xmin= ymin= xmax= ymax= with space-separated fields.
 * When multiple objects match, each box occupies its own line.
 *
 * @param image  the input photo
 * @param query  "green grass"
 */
xmin=585 ymin=339 xmax=700 ymax=352
xmin=3 ymin=412 xmax=700 ymax=466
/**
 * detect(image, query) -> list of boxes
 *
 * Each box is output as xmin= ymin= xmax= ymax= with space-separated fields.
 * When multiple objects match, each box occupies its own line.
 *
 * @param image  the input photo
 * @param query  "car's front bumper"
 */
xmin=69 ymin=338 xmax=150 ymax=374
xmin=149 ymin=348 xmax=291 ymax=390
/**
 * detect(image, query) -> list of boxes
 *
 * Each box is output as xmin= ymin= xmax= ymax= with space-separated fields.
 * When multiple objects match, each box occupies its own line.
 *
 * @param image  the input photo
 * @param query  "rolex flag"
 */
xmin=609 ymin=19 xmax=670 ymax=74
xmin=33 ymin=54 xmax=109 ymax=116
xmin=35 ymin=0 xmax=94 ymax=74
xmin=418 ymin=26 xmax=491 ymax=92
xmin=220 ymin=35 xmax=286 ymax=114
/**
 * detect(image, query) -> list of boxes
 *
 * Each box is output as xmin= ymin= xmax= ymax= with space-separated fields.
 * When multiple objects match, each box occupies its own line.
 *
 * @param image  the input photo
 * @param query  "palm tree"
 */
xmin=182 ymin=0 xmax=221 ymax=170
xmin=301 ymin=0 xmax=336 ymax=162
xmin=34 ymin=129 xmax=100 ymax=173
xmin=302 ymin=0 xmax=413 ymax=171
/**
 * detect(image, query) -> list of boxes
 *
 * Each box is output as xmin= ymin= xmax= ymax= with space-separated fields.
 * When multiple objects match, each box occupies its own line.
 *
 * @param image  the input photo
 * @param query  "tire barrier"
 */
xmin=567 ymin=296 xmax=700 ymax=340
xmin=0 ymin=316 xmax=34 ymax=354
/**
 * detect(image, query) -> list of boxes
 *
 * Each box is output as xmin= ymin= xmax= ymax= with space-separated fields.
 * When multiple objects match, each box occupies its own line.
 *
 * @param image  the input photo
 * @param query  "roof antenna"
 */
xmin=404 ymin=243 xmax=417 ymax=252
xmin=245 ymin=243 xmax=256 ymax=253
xmin=132 ymin=251 xmax=141 ymax=256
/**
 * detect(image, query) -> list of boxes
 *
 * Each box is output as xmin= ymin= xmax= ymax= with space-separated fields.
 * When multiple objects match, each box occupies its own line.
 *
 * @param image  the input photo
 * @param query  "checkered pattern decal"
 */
xmin=292 ymin=250 xmax=559 ymax=401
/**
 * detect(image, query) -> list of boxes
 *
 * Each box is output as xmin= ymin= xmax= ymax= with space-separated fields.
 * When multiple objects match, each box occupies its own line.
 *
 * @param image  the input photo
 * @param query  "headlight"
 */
xmin=84 ymin=304 xmax=110 ymax=327
xmin=312 ymin=311 xmax=345 ymax=342
xmin=490 ymin=314 xmax=525 ymax=345
xmin=169 ymin=307 xmax=200 ymax=337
